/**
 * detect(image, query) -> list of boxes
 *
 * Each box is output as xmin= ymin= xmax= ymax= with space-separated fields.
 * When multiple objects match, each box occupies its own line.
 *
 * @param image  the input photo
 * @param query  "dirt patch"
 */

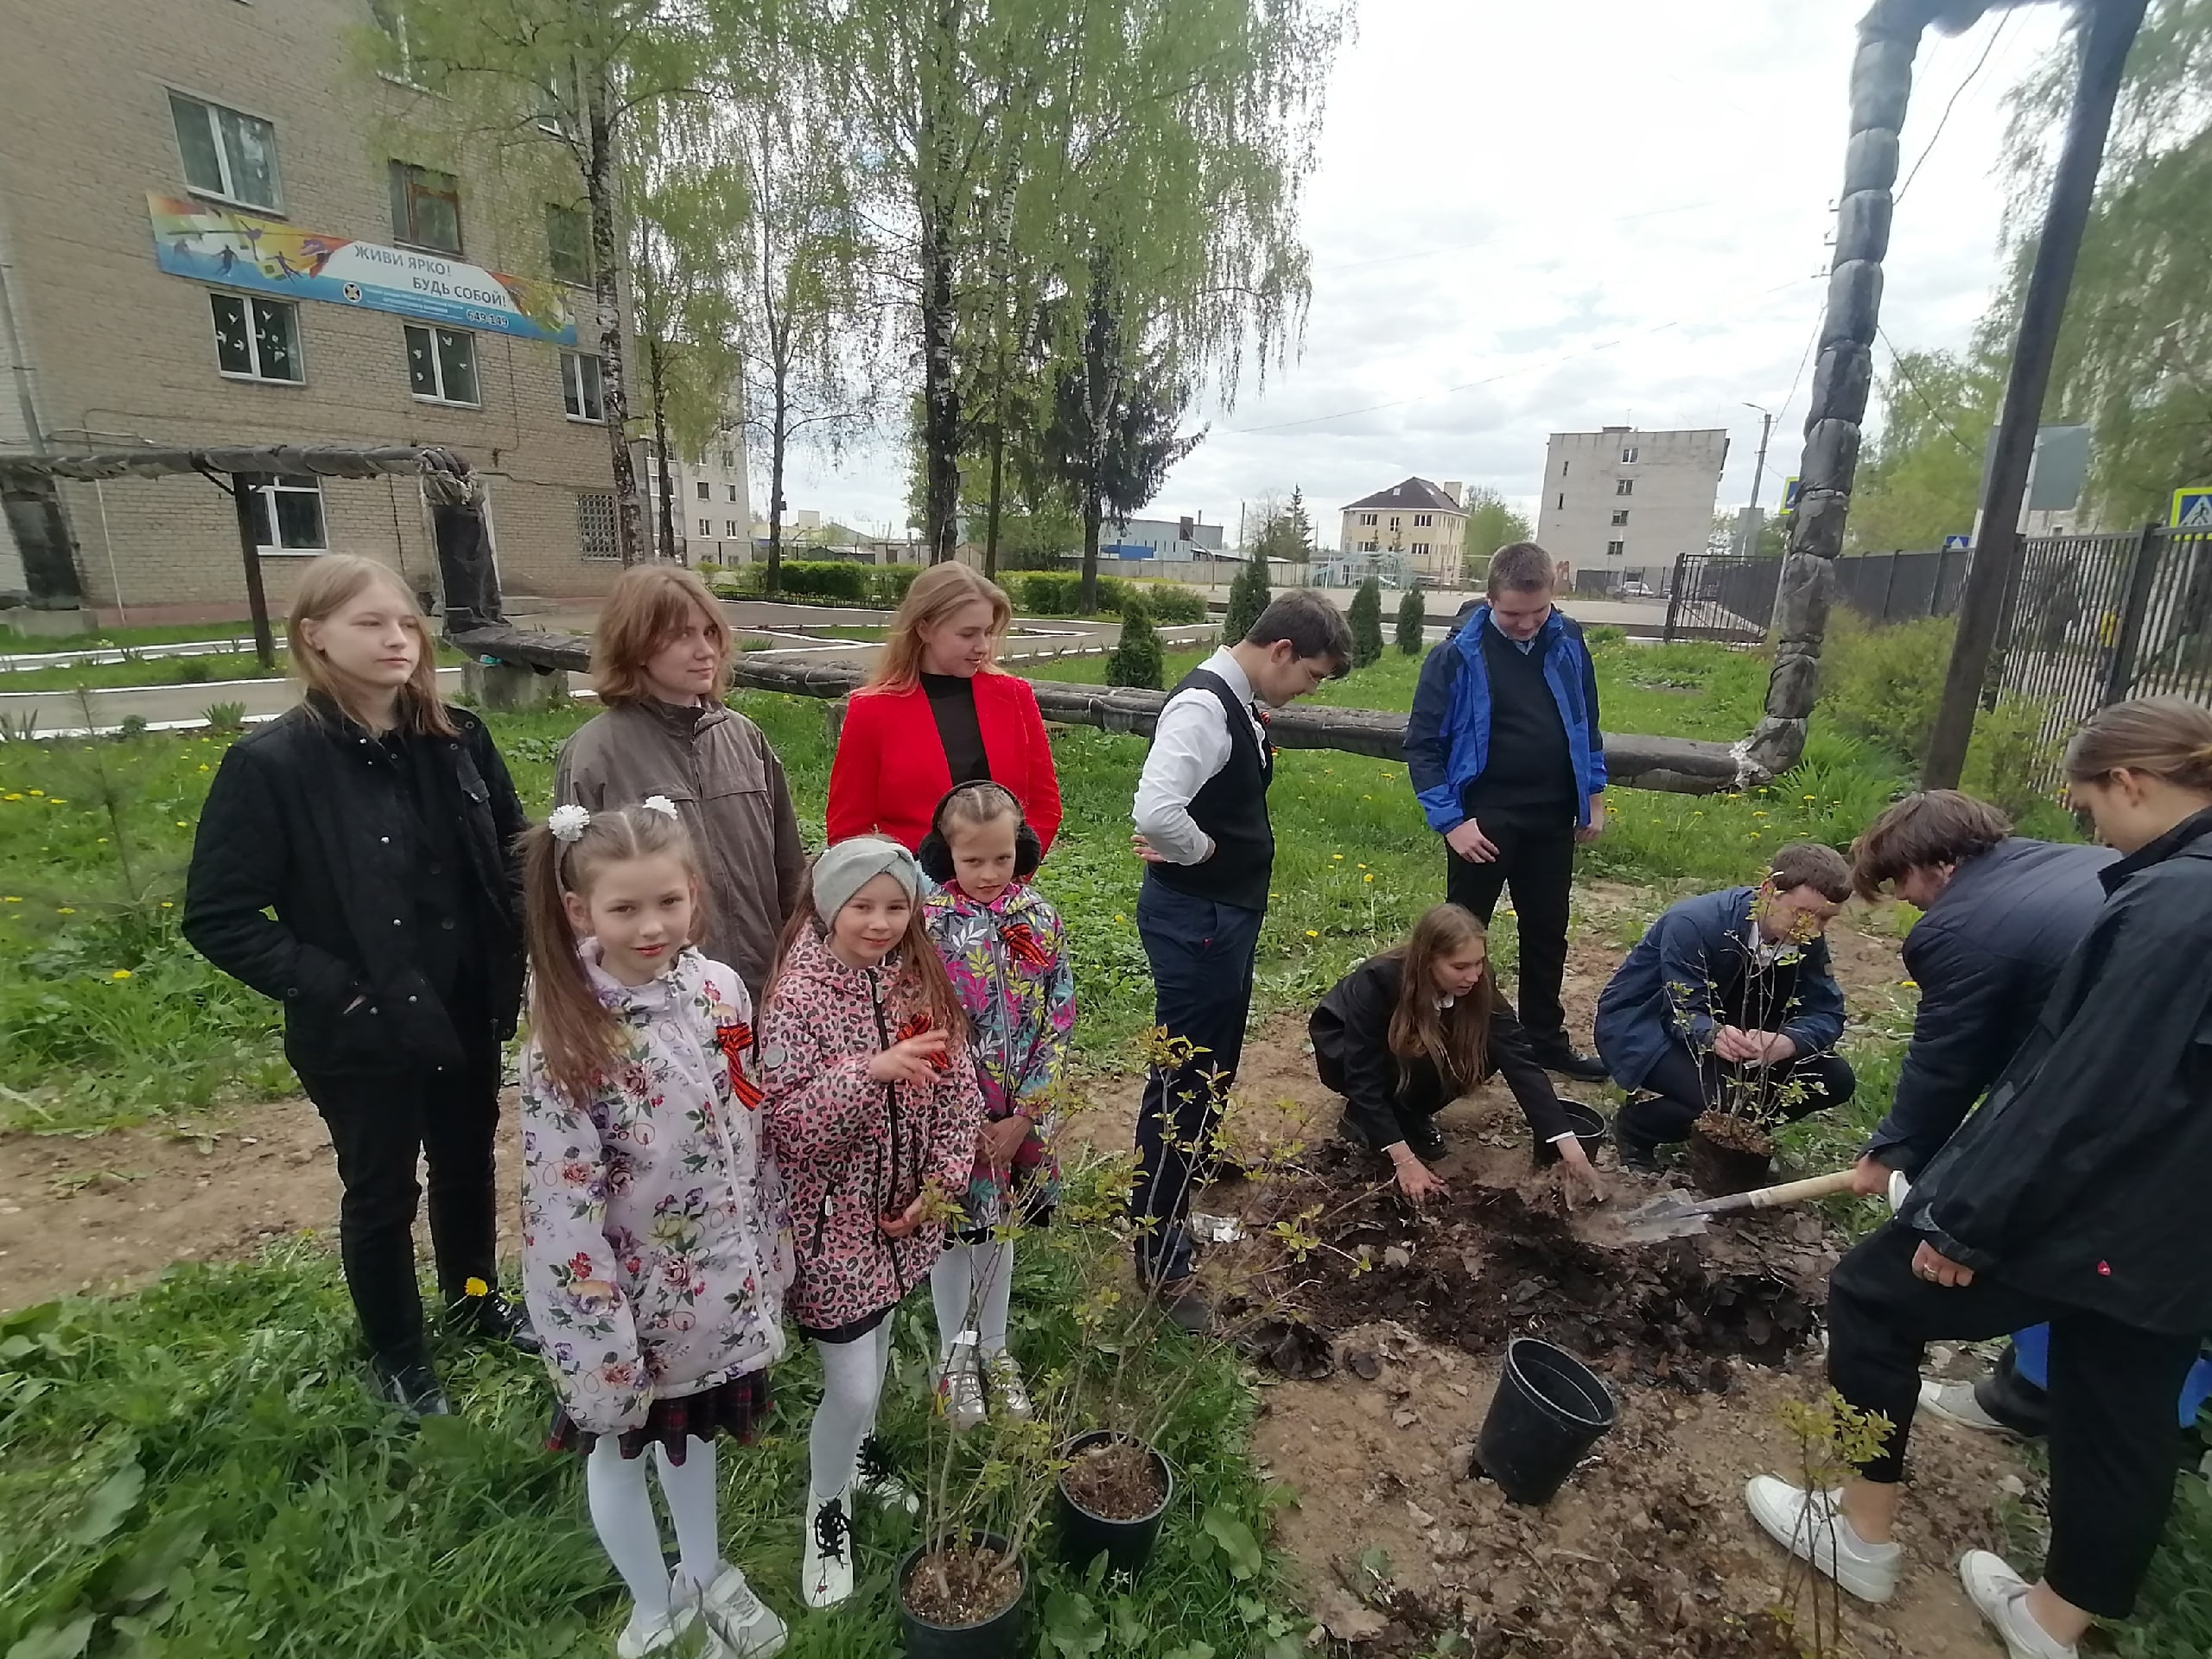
xmin=1267 ymin=1150 xmax=1827 ymax=1394
xmin=0 ymin=1095 xmax=525 ymax=1311
xmin=1061 ymin=1436 xmax=1168 ymax=1520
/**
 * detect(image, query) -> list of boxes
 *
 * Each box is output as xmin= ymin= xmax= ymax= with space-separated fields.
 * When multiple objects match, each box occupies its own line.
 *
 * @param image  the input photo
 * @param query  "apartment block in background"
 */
xmin=1535 ymin=427 xmax=1727 ymax=588
xmin=1338 ymin=478 xmax=1467 ymax=582
xmin=0 ymin=0 xmax=677 ymax=621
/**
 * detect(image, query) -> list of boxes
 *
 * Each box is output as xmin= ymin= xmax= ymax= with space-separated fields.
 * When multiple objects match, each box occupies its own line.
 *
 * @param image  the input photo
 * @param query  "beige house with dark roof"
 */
xmin=1338 ymin=477 xmax=1466 ymax=581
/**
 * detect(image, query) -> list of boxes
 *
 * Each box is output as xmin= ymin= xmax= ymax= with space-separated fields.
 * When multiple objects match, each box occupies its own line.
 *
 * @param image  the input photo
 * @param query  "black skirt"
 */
xmin=547 ymin=1369 xmax=772 ymax=1463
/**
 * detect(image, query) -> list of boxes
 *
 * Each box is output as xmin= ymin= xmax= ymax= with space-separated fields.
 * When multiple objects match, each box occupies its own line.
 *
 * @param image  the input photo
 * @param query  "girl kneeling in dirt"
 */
xmin=1309 ymin=904 xmax=1605 ymax=1207
xmin=919 ymin=783 xmax=1075 ymax=1431
xmin=518 ymin=801 xmax=793 ymax=1658
xmin=1746 ymin=697 xmax=2212 ymax=1659
xmin=758 ymin=838 xmax=983 ymax=1610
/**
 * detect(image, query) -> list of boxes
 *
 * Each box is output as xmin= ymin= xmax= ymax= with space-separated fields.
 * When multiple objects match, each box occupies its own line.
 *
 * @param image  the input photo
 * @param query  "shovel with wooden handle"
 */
xmin=1619 ymin=1168 xmax=1861 ymax=1243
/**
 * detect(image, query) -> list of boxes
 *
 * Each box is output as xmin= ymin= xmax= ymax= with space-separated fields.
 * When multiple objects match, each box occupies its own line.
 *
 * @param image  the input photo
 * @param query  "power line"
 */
xmin=1877 ymin=325 xmax=1980 ymax=456
xmin=1228 ymin=273 xmax=1819 ymax=435
xmin=1895 ymin=10 xmax=2012 ymax=205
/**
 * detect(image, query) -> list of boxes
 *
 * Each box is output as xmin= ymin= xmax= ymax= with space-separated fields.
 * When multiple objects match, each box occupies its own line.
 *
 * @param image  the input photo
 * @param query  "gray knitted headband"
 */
xmin=812 ymin=836 xmax=921 ymax=925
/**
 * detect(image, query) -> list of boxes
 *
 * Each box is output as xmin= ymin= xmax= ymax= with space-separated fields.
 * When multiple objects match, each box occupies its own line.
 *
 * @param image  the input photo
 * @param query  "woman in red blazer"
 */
xmin=828 ymin=563 xmax=1064 ymax=855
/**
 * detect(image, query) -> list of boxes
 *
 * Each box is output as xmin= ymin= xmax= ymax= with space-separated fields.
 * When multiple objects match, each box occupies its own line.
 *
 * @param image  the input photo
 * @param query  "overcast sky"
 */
xmin=785 ymin=0 xmax=2069 ymax=546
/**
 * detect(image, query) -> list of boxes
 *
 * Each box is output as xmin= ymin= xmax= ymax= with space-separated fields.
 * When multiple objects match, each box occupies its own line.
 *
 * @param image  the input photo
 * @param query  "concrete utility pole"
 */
xmin=1922 ymin=0 xmax=2149 ymax=790
xmin=1740 ymin=401 xmax=1775 ymax=556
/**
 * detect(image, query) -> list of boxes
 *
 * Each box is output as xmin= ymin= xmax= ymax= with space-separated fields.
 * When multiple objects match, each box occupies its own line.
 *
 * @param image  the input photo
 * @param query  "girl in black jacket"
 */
xmin=183 ymin=556 xmax=532 ymax=1419
xmin=1745 ymin=697 xmax=2212 ymax=1659
xmin=1310 ymin=903 xmax=1605 ymax=1206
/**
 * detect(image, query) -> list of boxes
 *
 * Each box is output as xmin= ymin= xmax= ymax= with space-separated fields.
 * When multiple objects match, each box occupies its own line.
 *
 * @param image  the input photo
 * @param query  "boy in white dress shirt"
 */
xmin=1129 ymin=590 xmax=1352 ymax=1326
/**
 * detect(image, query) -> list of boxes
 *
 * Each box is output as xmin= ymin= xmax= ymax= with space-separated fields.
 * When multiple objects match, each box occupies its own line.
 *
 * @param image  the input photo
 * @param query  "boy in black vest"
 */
xmin=1130 ymin=590 xmax=1353 ymax=1325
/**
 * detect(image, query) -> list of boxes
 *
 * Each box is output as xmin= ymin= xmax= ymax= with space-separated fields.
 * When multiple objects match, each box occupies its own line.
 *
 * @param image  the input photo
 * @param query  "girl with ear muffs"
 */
xmin=918 ymin=782 xmax=1074 ymax=1431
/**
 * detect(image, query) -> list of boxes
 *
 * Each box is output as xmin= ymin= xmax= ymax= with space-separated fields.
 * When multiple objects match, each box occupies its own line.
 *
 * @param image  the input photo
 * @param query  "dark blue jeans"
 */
xmin=1131 ymin=879 xmax=1264 ymax=1284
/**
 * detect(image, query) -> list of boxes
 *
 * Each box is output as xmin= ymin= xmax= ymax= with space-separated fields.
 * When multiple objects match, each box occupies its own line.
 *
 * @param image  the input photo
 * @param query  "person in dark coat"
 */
xmin=1745 ymin=696 xmax=2212 ymax=1659
xmin=1310 ymin=904 xmax=1605 ymax=1206
xmin=1404 ymin=542 xmax=1609 ymax=1082
xmin=183 ymin=556 xmax=532 ymax=1420
xmin=1593 ymin=842 xmax=1856 ymax=1170
xmin=1846 ymin=791 xmax=2117 ymax=1187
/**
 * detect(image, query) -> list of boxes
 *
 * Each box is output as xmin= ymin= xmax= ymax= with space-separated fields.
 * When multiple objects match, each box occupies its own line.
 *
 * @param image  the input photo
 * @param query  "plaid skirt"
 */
xmin=547 ymin=1369 xmax=772 ymax=1464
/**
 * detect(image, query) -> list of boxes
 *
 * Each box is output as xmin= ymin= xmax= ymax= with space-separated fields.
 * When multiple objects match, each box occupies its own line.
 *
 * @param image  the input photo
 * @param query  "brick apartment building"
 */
xmin=1535 ymin=426 xmax=1728 ymax=588
xmin=0 ymin=0 xmax=673 ymax=621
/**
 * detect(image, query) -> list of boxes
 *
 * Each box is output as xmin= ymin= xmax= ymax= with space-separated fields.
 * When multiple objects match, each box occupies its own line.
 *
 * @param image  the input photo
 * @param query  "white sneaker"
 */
xmin=982 ymin=1350 xmax=1033 ymax=1420
xmin=677 ymin=1564 xmax=787 ymax=1657
xmin=616 ymin=1603 xmax=702 ymax=1659
xmin=855 ymin=1434 xmax=921 ymax=1514
xmin=933 ymin=1352 xmax=988 ymax=1432
xmin=1743 ymin=1477 xmax=1902 ymax=1604
xmin=1918 ymin=1378 xmax=2024 ymax=1439
xmin=800 ymin=1488 xmax=855 ymax=1609
xmin=1960 ymin=1551 xmax=2078 ymax=1659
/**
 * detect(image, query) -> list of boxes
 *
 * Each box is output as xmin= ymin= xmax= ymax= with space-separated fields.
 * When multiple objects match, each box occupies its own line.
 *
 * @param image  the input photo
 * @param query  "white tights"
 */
xmin=929 ymin=1240 xmax=1015 ymax=1358
xmin=808 ymin=1316 xmax=895 ymax=1501
xmin=584 ymin=1434 xmax=723 ymax=1624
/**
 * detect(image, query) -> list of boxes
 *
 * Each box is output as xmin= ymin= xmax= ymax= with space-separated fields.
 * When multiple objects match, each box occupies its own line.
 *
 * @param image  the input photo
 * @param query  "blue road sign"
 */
xmin=1942 ymin=534 xmax=1971 ymax=552
xmin=2171 ymin=488 xmax=2212 ymax=530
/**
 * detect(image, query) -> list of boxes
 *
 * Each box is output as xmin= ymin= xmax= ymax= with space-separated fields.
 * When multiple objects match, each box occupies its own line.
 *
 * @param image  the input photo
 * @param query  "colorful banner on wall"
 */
xmin=147 ymin=193 xmax=578 ymax=346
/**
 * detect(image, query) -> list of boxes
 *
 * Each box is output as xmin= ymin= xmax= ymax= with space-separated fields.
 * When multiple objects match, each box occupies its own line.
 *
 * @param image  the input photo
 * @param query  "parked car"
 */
xmin=1618 ymin=581 xmax=1661 ymax=599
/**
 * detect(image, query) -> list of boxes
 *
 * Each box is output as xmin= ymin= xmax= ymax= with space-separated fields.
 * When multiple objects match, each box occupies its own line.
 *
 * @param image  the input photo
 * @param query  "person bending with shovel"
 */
xmin=1745 ymin=696 xmax=2212 ymax=1659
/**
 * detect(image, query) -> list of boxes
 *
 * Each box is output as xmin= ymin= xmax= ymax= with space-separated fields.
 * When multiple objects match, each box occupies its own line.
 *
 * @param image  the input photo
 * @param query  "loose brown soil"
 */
xmin=1687 ymin=1115 xmax=1777 ymax=1197
xmin=1060 ymin=1436 xmax=1168 ymax=1521
xmin=900 ymin=1541 xmax=1023 ymax=1628
xmin=1262 ymin=1145 xmax=1826 ymax=1393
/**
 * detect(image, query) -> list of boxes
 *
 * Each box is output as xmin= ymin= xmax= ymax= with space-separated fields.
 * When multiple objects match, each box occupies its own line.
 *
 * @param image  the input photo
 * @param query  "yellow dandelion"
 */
xmin=175 ymin=820 xmax=188 ymax=828
xmin=1364 ymin=874 xmax=1375 ymax=884
xmin=463 ymin=1276 xmax=489 ymax=1298
xmin=1114 ymin=913 xmax=1126 ymax=924
xmin=1332 ymin=853 xmax=1344 ymax=861
xmin=111 ymin=969 xmax=132 ymax=980
xmin=3 ymin=896 xmax=17 ymax=903
xmin=1304 ymin=929 xmax=1319 ymax=938
xmin=1900 ymin=979 xmax=1918 ymax=989
xmin=57 ymin=906 xmax=75 ymax=914
xmin=198 ymin=764 xmax=208 ymax=772
xmin=160 ymin=901 xmax=173 ymax=909
xmin=27 ymin=790 xmax=42 ymax=797
xmin=3 ymin=793 xmax=18 ymax=801
xmin=48 ymin=798 xmax=65 ymax=804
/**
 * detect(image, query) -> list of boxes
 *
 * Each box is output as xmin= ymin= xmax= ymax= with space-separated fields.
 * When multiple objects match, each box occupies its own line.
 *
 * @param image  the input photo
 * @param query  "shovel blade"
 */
xmin=1621 ymin=1211 xmax=1713 ymax=1243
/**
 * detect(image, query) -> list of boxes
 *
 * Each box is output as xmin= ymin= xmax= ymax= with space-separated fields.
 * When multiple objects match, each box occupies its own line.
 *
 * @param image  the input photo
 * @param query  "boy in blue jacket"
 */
xmin=1403 ymin=543 xmax=1608 ymax=1082
xmin=1594 ymin=842 xmax=1857 ymax=1169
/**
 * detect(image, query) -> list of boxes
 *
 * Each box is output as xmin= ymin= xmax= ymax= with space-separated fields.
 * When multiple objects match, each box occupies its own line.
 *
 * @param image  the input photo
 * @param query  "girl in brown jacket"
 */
xmin=556 ymin=567 xmax=808 ymax=1001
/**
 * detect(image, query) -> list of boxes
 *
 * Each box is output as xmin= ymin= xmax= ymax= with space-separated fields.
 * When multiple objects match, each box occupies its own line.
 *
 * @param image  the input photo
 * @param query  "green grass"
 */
xmin=0 ymin=1185 xmax=1308 ymax=1659
xmin=0 ymin=652 xmax=285 ymax=692
xmin=0 ymin=620 xmax=264 ymax=651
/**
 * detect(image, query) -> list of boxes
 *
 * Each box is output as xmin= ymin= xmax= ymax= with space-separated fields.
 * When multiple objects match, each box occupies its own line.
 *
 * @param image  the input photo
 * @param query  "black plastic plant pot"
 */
xmin=1056 ymin=1431 xmax=1174 ymax=1575
xmin=1472 ymin=1337 xmax=1618 ymax=1505
xmin=896 ymin=1531 xmax=1027 ymax=1659
xmin=1535 ymin=1100 xmax=1608 ymax=1166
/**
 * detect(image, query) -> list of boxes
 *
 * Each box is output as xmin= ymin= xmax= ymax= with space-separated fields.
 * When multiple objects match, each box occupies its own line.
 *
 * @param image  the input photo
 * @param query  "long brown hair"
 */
xmin=869 ymin=563 xmax=1011 ymax=691
xmin=288 ymin=554 xmax=454 ymax=736
xmin=589 ymin=564 xmax=732 ymax=703
xmin=2063 ymin=696 xmax=2212 ymax=791
xmin=1380 ymin=904 xmax=1496 ymax=1090
xmin=522 ymin=804 xmax=703 ymax=1101
xmin=766 ymin=861 xmax=969 ymax=1046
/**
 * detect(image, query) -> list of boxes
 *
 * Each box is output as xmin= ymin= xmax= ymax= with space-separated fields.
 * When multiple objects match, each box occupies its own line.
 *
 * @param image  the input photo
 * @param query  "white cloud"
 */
xmin=783 ymin=0 xmax=2068 ymax=545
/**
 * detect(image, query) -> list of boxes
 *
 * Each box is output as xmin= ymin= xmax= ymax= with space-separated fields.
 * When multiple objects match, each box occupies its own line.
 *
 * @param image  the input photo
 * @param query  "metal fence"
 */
xmin=1662 ymin=547 xmax=1974 ymax=643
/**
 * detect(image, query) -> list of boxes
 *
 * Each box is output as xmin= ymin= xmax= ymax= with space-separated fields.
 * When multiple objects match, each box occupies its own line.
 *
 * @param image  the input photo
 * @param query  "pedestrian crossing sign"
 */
xmin=2171 ymin=487 xmax=2212 ymax=529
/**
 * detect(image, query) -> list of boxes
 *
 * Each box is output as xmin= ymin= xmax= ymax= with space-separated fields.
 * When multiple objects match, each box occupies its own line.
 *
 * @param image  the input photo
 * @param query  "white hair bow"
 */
xmin=640 ymin=795 xmax=679 ymax=821
xmin=547 ymin=804 xmax=592 ymax=843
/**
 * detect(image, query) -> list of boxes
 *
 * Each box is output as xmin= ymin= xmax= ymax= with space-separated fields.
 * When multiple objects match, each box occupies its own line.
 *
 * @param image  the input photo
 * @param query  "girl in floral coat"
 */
xmin=917 ymin=782 xmax=1074 ymax=1430
xmin=518 ymin=800 xmax=793 ymax=1659
xmin=759 ymin=836 xmax=982 ymax=1610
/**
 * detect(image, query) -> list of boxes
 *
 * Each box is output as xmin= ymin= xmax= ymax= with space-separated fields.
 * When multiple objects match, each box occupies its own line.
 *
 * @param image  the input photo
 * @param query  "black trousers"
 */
xmin=1617 ymin=1044 xmax=1855 ymax=1147
xmin=1443 ymin=810 xmax=1574 ymax=1040
xmin=297 ymin=1037 xmax=504 ymax=1364
xmin=1826 ymin=1222 xmax=2202 ymax=1619
xmin=1132 ymin=880 xmax=1264 ymax=1284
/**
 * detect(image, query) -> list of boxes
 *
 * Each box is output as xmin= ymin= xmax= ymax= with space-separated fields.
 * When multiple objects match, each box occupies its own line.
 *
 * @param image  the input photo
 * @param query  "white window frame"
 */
xmin=241 ymin=474 xmax=328 ymax=556
xmin=1606 ymin=539 xmax=1626 ymax=557
xmin=698 ymin=517 xmax=712 ymax=537
xmin=725 ymin=519 xmax=741 ymax=538
xmin=1414 ymin=512 xmax=1431 ymax=528
xmin=1359 ymin=512 xmax=1377 ymax=526
xmin=1616 ymin=478 xmax=1634 ymax=496
xmin=1620 ymin=446 xmax=1639 ymax=464
xmin=696 ymin=480 xmax=711 ymax=500
xmin=1610 ymin=509 xmax=1630 ymax=527
xmin=168 ymin=91 xmax=283 ymax=214
xmin=209 ymin=291 xmax=303 ymax=385
xmin=404 ymin=323 xmax=480 ymax=407
xmin=1412 ymin=541 xmax=1430 ymax=556
xmin=726 ymin=483 xmax=739 ymax=503
xmin=544 ymin=203 xmax=591 ymax=287
xmin=561 ymin=351 xmax=604 ymax=422
xmin=372 ymin=1 xmax=429 ymax=89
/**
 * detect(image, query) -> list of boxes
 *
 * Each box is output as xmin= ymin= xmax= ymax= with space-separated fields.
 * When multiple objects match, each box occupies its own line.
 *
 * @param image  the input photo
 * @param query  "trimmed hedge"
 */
xmin=702 ymin=560 xmax=921 ymax=609
xmin=1015 ymin=573 xmax=1206 ymax=623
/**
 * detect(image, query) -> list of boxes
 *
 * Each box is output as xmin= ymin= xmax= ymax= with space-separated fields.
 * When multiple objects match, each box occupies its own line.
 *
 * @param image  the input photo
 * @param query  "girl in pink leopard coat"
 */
xmin=518 ymin=801 xmax=794 ymax=1659
xmin=759 ymin=836 xmax=982 ymax=1610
